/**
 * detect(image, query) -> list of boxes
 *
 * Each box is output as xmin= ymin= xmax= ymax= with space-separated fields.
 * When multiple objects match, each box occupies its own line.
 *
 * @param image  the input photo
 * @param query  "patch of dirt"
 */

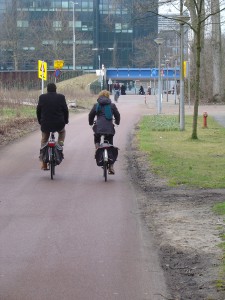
xmin=127 ymin=138 xmax=225 ymax=300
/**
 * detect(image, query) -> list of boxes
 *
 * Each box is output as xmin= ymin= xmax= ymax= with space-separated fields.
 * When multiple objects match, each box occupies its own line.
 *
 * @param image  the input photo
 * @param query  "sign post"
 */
xmin=101 ymin=64 xmax=105 ymax=90
xmin=38 ymin=60 xmax=47 ymax=94
xmin=53 ymin=60 xmax=64 ymax=83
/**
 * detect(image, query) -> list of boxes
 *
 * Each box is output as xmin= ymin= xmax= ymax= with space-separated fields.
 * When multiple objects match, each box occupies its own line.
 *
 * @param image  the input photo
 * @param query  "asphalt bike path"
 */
xmin=0 ymin=95 xmax=169 ymax=300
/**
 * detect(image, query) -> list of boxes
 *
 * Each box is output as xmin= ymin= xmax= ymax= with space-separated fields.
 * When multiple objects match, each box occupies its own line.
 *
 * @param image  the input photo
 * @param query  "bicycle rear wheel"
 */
xmin=49 ymin=148 xmax=55 ymax=180
xmin=103 ymin=149 xmax=108 ymax=182
xmin=103 ymin=161 xmax=107 ymax=182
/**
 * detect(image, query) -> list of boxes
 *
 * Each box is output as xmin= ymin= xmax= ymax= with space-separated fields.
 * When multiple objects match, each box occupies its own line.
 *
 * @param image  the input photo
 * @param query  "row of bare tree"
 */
xmin=1 ymin=0 xmax=225 ymax=138
xmin=132 ymin=0 xmax=225 ymax=138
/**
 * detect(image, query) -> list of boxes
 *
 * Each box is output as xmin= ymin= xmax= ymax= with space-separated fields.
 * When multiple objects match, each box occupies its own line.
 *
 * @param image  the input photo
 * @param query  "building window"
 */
xmin=17 ymin=20 xmax=29 ymax=27
xmin=115 ymin=23 xmax=121 ymax=32
xmin=53 ymin=21 xmax=62 ymax=30
xmin=69 ymin=20 xmax=81 ymax=29
xmin=62 ymin=1 xmax=69 ymax=9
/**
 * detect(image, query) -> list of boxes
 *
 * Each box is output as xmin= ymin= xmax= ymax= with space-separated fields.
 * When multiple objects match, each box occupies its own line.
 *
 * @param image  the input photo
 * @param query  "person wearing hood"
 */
xmin=88 ymin=90 xmax=120 ymax=174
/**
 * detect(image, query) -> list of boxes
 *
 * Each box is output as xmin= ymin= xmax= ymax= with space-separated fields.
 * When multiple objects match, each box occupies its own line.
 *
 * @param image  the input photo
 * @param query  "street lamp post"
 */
xmin=175 ymin=15 xmax=190 ymax=130
xmin=92 ymin=48 xmax=114 ymax=91
xmin=92 ymin=48 xmax=114 ymax=90
xmin=71 ymin=1 xmax=78 ymax=70
xmin=92 ymin=47 xmax=114 ymax=70
xmin=154 ymin=37 xmax=164 ymax=114
xmin=98 ymin=55 xmax=100 ymax=70
xmin=165 ymin=59 xmax=170 ymax=102
xmin=173 ymin=57 xmax=178 ymax=104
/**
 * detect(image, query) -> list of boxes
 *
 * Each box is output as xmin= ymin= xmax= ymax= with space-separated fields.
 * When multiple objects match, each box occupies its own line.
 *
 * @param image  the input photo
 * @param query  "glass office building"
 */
xmin=0 ymin=0 xmax=158 ymax=70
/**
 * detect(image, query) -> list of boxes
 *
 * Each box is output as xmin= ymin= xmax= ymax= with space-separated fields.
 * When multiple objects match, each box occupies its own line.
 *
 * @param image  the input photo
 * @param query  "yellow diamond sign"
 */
xmin=54 ymin=60 xmax=64 ymax=69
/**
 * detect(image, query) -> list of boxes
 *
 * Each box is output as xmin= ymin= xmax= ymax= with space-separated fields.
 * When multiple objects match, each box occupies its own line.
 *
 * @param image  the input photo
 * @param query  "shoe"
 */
xmin=108 ymin=165 xmax=115 ymax=175
xmin=41 ymin=162 xmax=49 ymax=170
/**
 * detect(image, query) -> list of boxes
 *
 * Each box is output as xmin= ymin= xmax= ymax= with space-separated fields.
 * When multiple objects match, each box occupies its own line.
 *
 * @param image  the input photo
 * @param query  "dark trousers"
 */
xmin=41 ymin=128 xmax=66 ymax=147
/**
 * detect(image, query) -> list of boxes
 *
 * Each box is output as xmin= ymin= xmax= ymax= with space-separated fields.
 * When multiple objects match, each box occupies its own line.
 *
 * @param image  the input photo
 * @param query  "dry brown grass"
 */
xmin=0 ymin=73 xmax=99 ymax=144
xmin=0 ymin=73 xmax=98 ymax=108
xmin=0 ymin=88 xmax=39 ymax=105
xmin=55 ymin=73 xmax=98 ymax=108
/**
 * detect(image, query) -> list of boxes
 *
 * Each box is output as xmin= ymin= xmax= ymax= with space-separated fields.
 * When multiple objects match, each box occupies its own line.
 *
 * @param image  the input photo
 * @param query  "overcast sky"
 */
xmin=159 ymin=1 xmax=225 ymax=33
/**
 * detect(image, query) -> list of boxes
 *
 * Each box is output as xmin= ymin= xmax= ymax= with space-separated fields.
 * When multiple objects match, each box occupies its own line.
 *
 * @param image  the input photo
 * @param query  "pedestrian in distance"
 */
xmin=36 ymin=82 xmax=69 ymax=170
xmin=121 ymin=84 xmax=126 ymax=95
xmin=139 ymin=85 xmax=145 ymax=95
xmin=176 ymin=80 xmax=180 ymax=98
xmin=113 ymin=81 xmax=120 ymax=92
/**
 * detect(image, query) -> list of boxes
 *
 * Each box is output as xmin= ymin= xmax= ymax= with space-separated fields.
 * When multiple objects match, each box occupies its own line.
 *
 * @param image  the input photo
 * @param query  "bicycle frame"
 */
xmin=100 ymin=135 xmax=110 ymax=182
xmin=100 ymin=135 xmax=110 ymax=162
xmin=92 ymin=121 xmax=117 ymax=182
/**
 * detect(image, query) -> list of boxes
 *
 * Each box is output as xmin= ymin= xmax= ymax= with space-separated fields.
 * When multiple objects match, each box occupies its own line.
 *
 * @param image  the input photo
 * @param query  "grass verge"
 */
xmin=137 ymin=114 xmax=225 ymax=188
xmin=138 ymin=114 xmax=225 ymax=290
xmin=0 ymin=104 xmax=36 ymax=135
xmin=213 ymin=202 xmax=225 ymax=291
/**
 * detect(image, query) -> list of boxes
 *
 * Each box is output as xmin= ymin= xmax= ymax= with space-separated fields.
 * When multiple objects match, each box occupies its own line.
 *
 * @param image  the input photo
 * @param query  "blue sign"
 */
xmin=54 ymin=69 xmax=61 ymax=77
xmin=106 ymin=68 xmax=180 ymax=80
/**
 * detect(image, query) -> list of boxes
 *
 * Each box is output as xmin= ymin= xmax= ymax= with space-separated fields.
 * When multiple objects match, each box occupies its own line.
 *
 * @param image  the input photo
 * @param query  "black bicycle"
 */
xmin=48 ymin=132 xmax=56 ymax=180
xmin=43 ymin=132 xmax=64 ymax=180
xmin=94 ymin=134 xmax=119 ymax=182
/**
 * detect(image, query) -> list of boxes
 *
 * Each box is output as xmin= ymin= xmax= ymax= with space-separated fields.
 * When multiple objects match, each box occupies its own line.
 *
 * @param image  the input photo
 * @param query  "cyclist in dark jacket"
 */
xmin=88 ymin=89 xmax=120 ymax=174
xmin=139 ymin=85 xmax=145 ymax=95
xmin=36 ymin=83 xmax=69 ymax=170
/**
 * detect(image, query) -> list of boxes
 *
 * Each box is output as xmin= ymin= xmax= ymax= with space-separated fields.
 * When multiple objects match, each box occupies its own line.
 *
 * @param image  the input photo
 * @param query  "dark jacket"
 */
xmin=114 ymin=83 xmax=120 ymax=91
xmin=88 ymin=96 xmax=120 ymax=135
xmin=36 ymin=91 xmax=69 ymax=132
xmin=139 ymin=86 xmax=145 ymax=95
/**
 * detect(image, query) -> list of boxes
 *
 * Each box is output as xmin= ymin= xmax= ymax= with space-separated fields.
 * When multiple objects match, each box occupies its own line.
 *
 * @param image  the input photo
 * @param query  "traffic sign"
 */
xmin=38 ymin=60 xmax=47 ymax=80
xmin=183 ymin=61 xmax=187 ymax=78
xmin=54 ymin=60 xmax=64 ymax=69
xmin=54 ymin=69 xmax=61 ymax=77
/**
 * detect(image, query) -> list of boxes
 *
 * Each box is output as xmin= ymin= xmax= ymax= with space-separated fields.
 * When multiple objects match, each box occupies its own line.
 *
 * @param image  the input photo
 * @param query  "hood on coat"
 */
xmin=97 ymin=96 xmax=111 ymax=106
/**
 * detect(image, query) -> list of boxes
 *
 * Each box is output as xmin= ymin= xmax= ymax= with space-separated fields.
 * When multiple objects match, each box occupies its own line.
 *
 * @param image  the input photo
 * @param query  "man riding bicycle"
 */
xmin=36 ymin=83 xmax=69 ymax=170
xmin=113 ymin=81 xmax=120 ymax=102
xmin=88 ymin=90 xmax=120 ymax=174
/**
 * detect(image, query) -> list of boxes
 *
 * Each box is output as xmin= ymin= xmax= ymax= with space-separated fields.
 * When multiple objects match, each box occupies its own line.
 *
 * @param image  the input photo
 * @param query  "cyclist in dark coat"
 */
xmin=36 ymin=82 xmax=69 ymax=170
xmin=139 ymin=85 xmax=145 ymax=95
xmin=88 ymin=89 xmax=120 ymax=174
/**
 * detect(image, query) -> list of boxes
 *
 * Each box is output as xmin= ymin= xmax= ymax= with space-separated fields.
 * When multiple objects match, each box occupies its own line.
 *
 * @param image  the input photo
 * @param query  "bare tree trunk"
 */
xmin=192 ymin=21 xmax=202 ymax=139
xmin=211 ymin=0 xmax=223 ymax=102
xmin=185 ymin=0 xmax=205 ymax=139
